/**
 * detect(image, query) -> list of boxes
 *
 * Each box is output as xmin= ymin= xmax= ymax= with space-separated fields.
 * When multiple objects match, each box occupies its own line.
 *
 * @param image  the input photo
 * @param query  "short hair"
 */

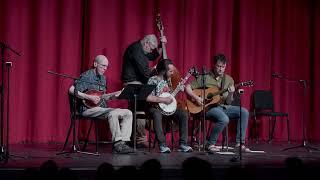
xmin=141 ymin=34 xmax=158 ymax=47
xmin=213 ymin=54 xmax=227 ymax=64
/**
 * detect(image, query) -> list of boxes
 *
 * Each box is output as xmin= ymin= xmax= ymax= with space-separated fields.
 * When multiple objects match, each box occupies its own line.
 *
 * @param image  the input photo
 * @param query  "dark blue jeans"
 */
xmin=206 ymin=105 xmax=249 ymax=145
xmin=147 ymin=107 xmax=188 ymax=146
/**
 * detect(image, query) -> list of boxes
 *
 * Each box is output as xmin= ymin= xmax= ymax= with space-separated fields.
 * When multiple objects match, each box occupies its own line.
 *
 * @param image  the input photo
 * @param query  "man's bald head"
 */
xmin=94 ymin=55 xmax=109 ymax=75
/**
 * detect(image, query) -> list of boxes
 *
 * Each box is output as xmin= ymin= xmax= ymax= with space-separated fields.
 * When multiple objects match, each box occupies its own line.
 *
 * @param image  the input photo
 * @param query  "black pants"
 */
xmin=147 ymin=107 xmax=188 ymax=146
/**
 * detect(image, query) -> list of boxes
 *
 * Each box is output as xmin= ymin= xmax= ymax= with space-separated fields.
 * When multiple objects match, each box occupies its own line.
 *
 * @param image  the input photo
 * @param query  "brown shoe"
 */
xmin=136 ymin=141 xmax=149 ymax=148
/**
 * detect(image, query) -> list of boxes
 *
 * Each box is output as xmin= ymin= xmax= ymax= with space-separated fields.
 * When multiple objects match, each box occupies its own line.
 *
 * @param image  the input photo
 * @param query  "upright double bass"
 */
xmin=155 ymin=14 xmax=187 ymax=111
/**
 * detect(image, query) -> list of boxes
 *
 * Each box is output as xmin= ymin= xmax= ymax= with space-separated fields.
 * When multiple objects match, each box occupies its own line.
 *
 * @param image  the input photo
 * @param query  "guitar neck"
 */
xmin=171 ymin=73 xmax=191 ymax=97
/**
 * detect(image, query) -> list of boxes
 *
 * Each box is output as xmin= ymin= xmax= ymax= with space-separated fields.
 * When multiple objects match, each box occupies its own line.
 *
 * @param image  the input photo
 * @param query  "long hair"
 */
xmin=156 ymin=59 xmax=173 ymax=81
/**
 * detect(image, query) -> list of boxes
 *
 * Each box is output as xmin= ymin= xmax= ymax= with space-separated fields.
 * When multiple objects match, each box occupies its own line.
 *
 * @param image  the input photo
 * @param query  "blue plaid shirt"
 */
xmin=75 ymin=69 xmax=107 ymax=113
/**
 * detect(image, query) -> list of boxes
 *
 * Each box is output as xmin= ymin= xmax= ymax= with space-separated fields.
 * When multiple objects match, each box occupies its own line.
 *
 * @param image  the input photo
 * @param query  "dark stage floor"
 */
xmin=1 ymin=142 xmax=320 ymax=179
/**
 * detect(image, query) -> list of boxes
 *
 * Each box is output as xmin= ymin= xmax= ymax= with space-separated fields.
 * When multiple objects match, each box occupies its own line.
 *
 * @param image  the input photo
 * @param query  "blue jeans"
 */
xmin=206 ymin=105 xmax=249 ymax=145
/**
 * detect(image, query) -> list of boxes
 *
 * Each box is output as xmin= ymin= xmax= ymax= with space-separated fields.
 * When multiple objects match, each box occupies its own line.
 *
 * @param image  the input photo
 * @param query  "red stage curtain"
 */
xmin=0 ymin=0 xmax=319 ymax=143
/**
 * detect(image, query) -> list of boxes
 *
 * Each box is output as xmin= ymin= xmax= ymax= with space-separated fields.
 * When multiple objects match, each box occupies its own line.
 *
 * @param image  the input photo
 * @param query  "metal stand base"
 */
xmin=56 ymin=145 xmax=100 ymax=156
xmin=282 ymin=140 xmax=320 ymax=152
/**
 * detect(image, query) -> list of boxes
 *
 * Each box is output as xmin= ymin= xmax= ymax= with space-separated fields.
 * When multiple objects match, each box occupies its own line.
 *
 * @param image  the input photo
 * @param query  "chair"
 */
xmin=60 ymin=92 xmax=108 ymax=156
xmin=252 ymin=90 xmax=290 ymax=143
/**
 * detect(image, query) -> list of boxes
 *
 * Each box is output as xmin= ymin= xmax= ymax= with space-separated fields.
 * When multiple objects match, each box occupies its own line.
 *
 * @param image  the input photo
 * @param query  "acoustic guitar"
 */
xmin=186 ymin=80 xmax=254 ymax=114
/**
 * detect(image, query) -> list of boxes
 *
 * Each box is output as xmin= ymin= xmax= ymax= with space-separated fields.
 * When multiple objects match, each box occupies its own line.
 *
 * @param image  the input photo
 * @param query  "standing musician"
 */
xmin=146 ymin=59 xmax=193 ymax=153
xmin=69 ymin=55 xmax=134 ymax=154
xmin=185 ymin=54 xmax=251 ymax=153
xmin=121 ymin=34 xmax=166 ymax=85
xmin=121 ymin=34 xmax=167 ymax=148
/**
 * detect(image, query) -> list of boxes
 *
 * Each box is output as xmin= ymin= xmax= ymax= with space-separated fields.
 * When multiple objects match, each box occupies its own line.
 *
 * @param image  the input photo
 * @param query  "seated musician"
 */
xmin=185 ymin=54 xmax=251 ymax=153
xmin=145 ymin=59 xmax=193 ymax=153
xmin=69 ymin=55 xmax=133 ymax=154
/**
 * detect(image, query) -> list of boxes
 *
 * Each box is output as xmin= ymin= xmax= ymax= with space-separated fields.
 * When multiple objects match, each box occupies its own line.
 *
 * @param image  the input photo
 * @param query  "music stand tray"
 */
xmin=118 ymin=84 xmax=156 ymax=100
xmin=117 ymin=84 xmax=156 ymax=151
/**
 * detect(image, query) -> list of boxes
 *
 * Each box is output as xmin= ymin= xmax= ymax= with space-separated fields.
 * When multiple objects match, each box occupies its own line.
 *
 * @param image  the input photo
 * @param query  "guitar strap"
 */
xmin=220 ymin=74 xmax=226 ymax=90
xmin=220 ymin=74 xmax=227 ymax=107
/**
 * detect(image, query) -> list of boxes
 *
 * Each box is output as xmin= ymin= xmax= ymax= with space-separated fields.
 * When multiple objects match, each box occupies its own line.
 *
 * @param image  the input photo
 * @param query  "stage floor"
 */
xmin=1 ymin=142 xmax=320 ymax=179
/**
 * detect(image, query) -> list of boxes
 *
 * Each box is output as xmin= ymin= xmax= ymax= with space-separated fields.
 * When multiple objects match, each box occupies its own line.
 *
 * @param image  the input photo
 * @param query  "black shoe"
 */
xmin=112 ymin=141 xmax=134 ymax=154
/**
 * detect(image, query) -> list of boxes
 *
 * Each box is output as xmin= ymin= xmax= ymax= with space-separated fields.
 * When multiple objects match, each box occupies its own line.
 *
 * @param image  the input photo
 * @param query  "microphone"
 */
xmin=202 ymin=65 xmax=207 ymax=75
xmin=192 ymin=67 xmax=199 ymax=78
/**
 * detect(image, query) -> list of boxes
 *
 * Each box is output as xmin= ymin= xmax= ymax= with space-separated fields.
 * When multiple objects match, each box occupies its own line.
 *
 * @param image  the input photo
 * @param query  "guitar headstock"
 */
xmin=156 ymin=13 xmax=164 ymax=31
xmin=238 ymin=80 xmax=254 ymax=87
xmin=188 ymin=67 xmax=199 ymax=78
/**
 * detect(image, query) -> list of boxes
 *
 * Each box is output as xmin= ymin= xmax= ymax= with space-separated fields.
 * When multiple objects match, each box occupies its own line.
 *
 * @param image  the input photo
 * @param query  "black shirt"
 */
xmin=121 ymin=40 xmax=160 ymax=84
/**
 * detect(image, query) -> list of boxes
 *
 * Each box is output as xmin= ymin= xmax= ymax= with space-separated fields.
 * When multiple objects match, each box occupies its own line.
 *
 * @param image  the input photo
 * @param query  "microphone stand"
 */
xmin=201 ymin=67 xmax=207 ymax=152
xmin=272 ymin=73 xmax=319 ymax=152
xmin=231 ymin=89 xmax=244 ymax=162
xmin=196 ymin=66 xmax=210 ymax=152
xmin=0 ymin=42 xmax=23 ymax=163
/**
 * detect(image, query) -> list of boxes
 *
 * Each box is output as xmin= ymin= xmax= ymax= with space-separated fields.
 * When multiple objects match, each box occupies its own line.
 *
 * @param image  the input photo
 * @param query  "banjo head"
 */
xmin=158 ymin=93 xmax=177 ymax=115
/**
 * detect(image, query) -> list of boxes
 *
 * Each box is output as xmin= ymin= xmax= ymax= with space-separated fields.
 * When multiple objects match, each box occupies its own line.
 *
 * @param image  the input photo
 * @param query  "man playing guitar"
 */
xmin=185 ymin=54 xmax=252 ymax=153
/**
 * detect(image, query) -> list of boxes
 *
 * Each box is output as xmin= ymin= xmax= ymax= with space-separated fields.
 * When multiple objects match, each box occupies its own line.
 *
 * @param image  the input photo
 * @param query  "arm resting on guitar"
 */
xmin=185 ymin=84 xmax=197 ymax=100
xmin=185 ymin=84 xmax=203 ymax=105
xmin=146 ymin=95 xmax=173 ymax=105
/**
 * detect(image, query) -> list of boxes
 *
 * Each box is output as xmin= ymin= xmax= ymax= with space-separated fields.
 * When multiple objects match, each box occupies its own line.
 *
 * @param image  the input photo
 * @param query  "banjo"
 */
xmin=157 ymin=67 xmax=197 ymax=115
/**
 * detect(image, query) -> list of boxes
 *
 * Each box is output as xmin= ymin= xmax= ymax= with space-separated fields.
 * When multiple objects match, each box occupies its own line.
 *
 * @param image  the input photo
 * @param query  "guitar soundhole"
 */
xmin=207 ymin=93 xmax=214 ymax=99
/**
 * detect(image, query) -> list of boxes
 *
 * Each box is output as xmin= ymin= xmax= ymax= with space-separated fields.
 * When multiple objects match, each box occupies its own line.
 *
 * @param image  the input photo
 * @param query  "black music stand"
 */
xmin=117 ymin=84 xmax=156 ymax=151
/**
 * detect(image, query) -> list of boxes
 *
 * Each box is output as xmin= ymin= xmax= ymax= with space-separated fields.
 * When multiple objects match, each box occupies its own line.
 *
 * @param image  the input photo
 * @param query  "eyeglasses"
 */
xmin=97 ymin=63 xmax=108 ymax=68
